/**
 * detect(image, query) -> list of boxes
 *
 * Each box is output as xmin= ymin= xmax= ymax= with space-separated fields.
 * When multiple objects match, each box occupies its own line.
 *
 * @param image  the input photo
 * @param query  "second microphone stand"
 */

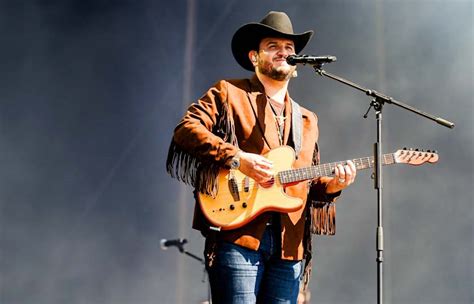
xmin=164 ymin=240 xmax=212 ymax=304
xmin=310 ymin=62 xmax=454 ymax=304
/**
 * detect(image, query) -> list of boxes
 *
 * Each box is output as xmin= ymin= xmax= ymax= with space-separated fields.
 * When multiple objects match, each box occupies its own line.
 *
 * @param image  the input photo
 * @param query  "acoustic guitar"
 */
xmin=198 ymin=146 xmax=438 ymax=230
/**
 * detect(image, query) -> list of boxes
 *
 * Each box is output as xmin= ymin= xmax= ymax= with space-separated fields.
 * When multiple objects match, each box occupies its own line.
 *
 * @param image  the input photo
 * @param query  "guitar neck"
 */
xmin=279 ymin=153 xmax=396 ymax=184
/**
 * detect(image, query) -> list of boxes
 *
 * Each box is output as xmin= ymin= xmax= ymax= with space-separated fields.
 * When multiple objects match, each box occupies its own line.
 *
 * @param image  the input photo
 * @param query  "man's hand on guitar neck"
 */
xmin=228 ymin=151 xmax=274 ymax=184
xmin=325 ymin=160 xmax=357 ymax=194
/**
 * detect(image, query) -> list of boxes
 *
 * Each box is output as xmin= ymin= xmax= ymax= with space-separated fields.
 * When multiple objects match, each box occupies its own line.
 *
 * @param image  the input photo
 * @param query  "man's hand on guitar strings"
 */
xmin=238 ymin=151 xmax=274 ymax=185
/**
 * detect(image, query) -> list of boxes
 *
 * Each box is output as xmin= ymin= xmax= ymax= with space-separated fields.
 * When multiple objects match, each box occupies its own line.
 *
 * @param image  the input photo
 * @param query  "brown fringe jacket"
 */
xmin=167 ymin=75 xmax=339 ymax=261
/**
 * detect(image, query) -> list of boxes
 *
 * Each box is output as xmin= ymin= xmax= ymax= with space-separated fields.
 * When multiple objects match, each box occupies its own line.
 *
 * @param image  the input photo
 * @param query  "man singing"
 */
xmin=167 ymin=11 xmax=357 ymax=303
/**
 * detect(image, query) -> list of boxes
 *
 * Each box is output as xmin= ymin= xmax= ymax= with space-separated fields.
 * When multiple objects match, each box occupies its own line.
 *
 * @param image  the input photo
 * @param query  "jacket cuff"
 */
xmin=320 ymin=190 xmax=342 ymax=202
xmin=308 ymin=179 xmax=342 ymax=203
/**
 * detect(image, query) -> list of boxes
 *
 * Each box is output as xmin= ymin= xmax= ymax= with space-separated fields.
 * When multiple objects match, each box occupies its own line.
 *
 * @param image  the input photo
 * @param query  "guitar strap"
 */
xmin=290 ymin=99 xmax=302 ymax=158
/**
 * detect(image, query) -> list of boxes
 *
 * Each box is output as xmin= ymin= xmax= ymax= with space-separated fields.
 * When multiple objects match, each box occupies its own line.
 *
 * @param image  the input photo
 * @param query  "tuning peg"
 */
xmin=403 ymin=147 xmax=407 ymax=150
xmin=415 ymin=148 xmax=419 ymax=151
xmin=427 ymin=150 xmax=431 ymax=153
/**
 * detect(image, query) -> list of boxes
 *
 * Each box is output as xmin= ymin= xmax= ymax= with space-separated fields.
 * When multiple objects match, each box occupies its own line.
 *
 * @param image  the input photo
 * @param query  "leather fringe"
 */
xmin=310 ymin=201 xmax=336 ymax=235
xmin=301 ymin=203 xmax=313 ymax=293
xmin=166 ymin=100 xmax=237 ymax=196
xmin=166 ymin=142 xmax=221 ymax=196
xmin=308 ymin=142 xmax=337 ymax=235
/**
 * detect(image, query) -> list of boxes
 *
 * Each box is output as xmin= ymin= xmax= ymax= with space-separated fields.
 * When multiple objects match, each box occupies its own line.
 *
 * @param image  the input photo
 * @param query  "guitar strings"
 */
xmin=202 ymin=151 xmax=435 ymax=199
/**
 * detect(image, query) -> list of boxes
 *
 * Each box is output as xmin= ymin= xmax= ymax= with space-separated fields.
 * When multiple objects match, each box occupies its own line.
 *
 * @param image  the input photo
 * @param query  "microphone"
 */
xmin=286 ymin=54 xmax=337 ymax=66
xmin=160 ymin=238 xmax=187 ymax=250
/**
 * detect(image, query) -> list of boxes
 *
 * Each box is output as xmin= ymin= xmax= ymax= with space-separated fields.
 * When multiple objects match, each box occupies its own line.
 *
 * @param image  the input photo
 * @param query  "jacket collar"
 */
xmin=247 ymin=75 xmax=292 ymax=149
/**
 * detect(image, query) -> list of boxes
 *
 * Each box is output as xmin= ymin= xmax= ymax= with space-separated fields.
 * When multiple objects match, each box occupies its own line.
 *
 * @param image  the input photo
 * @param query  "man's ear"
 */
xmin=249 ymin=51 xmax=257 ymax=63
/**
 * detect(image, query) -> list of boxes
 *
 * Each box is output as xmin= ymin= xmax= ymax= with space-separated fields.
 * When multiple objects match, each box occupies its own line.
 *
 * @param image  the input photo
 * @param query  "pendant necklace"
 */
xmin=267 ymin=96 xmax=286 ymax=145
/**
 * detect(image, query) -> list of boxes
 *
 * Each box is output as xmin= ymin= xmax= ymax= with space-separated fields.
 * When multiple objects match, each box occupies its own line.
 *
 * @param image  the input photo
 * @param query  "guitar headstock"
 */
xmin=394 ymin=148 xmax=439 ymax=165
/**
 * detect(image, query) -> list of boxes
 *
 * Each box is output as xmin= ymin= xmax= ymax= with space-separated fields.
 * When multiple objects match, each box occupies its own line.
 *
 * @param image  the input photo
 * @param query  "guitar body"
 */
xmin=198 ymin=146 xmax=303 ymax=230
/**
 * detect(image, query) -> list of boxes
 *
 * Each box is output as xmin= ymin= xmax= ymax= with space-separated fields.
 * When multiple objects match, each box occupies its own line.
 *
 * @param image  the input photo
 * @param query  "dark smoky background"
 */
xmin=0 ymin=1 xmax=472 ymax=303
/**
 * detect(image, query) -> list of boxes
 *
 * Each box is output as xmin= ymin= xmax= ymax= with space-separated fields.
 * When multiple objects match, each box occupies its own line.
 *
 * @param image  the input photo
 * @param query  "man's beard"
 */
xmin=257 ymin=57 xmax=294 ymax=81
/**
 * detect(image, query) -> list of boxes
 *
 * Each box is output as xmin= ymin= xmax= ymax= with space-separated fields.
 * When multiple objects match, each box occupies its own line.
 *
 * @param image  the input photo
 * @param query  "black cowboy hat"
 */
xmin=231 ymin=11 xmax=314 ymax=71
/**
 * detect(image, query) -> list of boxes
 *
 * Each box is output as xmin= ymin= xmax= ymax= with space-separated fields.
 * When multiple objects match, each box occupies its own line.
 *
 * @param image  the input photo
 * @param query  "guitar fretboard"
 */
xmin=278 ymin=153 xmax=396 ymax=184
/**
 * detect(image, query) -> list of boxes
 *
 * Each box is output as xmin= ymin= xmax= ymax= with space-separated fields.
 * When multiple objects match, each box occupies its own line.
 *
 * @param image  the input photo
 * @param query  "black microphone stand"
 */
xmin=162 ymin=239 xmax=212 ymax=304
xmin=309 ymin=62 xmax=454 ymax=304
xmin=174 ymin=241 xmax=205 ymax=263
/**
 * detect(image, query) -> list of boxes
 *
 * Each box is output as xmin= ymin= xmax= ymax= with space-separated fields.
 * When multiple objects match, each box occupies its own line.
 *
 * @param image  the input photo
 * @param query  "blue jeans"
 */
xmin=207 ymin=224 xmax=303 ymax=304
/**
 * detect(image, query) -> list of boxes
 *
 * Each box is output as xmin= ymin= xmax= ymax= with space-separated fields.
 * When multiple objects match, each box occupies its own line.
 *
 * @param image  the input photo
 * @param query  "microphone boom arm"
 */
xmin=312 ymin=66 xmax=454 ymax=128
xmin=160 ymin=238 xmax=204 ymax=264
